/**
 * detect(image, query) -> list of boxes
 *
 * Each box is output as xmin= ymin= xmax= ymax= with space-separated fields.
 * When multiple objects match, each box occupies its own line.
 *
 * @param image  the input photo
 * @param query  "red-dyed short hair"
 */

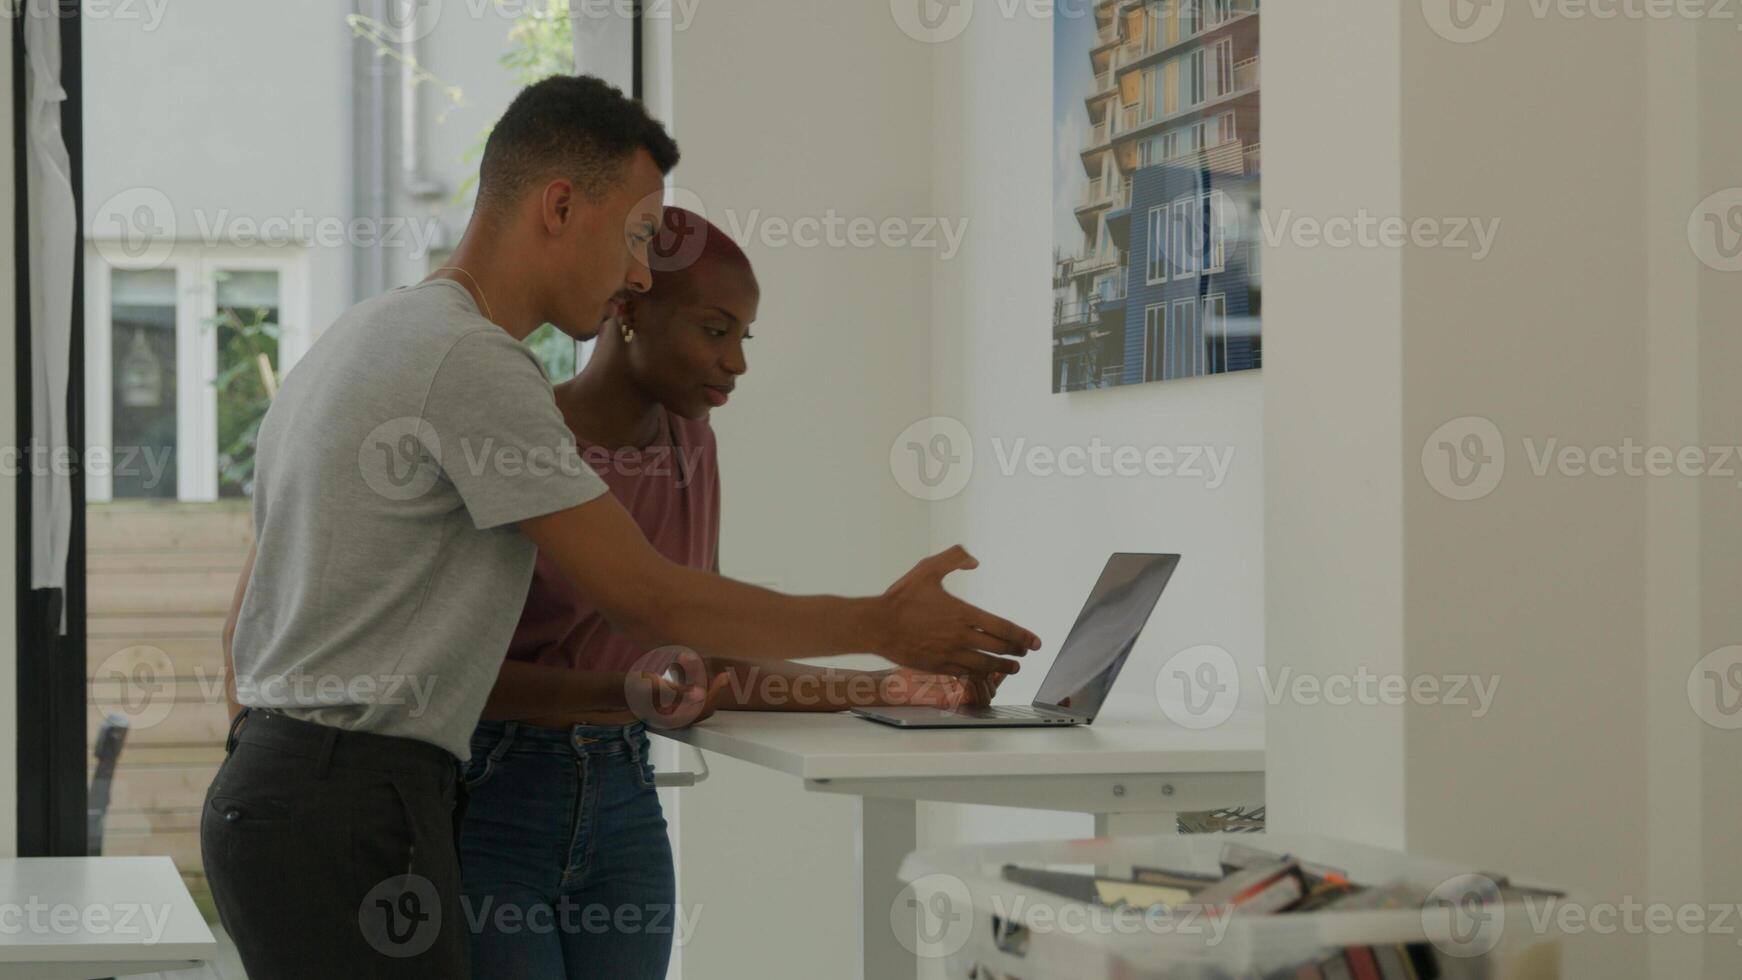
xmin=645 ymin=206 xmax=754 ymax=301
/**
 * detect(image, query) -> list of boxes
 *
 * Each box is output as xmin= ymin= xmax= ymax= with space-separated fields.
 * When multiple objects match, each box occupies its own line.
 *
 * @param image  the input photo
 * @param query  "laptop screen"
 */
xmin=1032 ymin=553 xmax=1180 ymax=721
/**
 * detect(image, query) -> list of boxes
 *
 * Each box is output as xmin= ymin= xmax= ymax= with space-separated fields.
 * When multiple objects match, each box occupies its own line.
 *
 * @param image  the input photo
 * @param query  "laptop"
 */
xmin=850 ymin=552 xmax=1180 ymax=729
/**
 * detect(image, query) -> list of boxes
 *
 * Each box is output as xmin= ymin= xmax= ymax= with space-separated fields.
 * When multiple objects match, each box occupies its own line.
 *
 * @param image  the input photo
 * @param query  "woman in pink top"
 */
xmin=457 ymin=209 xmax=995 ymax=979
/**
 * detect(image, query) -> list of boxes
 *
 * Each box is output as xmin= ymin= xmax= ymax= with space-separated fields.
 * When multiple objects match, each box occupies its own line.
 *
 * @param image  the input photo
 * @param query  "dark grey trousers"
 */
xmin=201 ymin=708 xmax=471 ymax=979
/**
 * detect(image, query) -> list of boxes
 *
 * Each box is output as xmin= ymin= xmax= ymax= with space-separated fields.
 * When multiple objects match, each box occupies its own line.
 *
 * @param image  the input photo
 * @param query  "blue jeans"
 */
xmin=458 ymin=720 xmax=677 ymax=979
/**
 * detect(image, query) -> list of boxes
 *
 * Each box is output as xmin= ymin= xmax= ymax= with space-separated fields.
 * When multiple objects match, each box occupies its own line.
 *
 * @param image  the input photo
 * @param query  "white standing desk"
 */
xmin=659 ymin=695 xmax=1264 ymax=980
xmin=0 ymin=856 xmax=217 ymax=980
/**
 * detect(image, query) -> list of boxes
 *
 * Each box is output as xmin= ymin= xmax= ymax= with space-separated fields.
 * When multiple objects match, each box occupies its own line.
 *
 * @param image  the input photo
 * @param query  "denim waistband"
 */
xmin=469 ymin=719 xmax=649 ymax=760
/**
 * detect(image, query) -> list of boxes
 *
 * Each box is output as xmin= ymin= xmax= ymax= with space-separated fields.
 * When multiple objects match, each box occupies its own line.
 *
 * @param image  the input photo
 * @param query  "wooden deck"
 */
xmin=87 ymin=500 xmax=253 ymax=914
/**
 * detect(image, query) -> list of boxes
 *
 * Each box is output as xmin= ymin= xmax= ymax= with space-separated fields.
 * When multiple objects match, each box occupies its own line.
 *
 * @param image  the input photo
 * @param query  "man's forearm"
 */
xmin=522 ymin=500 xmax=1035 ymax=679
xmin=619 ymin=564 xmax=885 ymax=665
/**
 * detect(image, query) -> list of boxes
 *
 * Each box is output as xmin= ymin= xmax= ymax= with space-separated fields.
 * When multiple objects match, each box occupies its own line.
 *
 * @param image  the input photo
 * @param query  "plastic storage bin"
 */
xmin=897 ymin=832 xmax=1575 ymax=979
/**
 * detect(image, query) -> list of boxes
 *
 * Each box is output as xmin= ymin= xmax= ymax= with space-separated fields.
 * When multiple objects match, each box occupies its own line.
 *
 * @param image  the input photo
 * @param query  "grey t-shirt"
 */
xmin=231 ymin=278 xmax=607 ymax=759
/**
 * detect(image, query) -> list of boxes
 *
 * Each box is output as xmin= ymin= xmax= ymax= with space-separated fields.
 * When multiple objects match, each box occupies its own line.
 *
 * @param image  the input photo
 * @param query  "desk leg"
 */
xmin=1094 ymin=811 xmax=1178 ymax=879
xmin=859 ymin=795 xmax=918 ymax=980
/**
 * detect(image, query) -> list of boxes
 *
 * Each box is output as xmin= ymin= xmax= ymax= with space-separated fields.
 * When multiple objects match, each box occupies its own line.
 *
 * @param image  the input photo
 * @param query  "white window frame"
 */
xmin=1170 ymin=198 xmax=1198 ymax=277
xmin=85 ymin=244 xmax=311 ymax=503
xmin=1146 ymin=205 xmax=1170 ymax=284
xmin=1205 ymin=191 xmax=1230 ymax=274
xmin=1202 ymin=292 xmax=1229 ymax=372
xmin=1181 ymin=0 xmax=1202 ymax=36
xmin=1144 ymin=303 xmax=1167 ymax=381
xmin=1172 ymin=296 xmax=1201 ymax=377
xmin=1212 ymin=38 xmax=1235 ymax=98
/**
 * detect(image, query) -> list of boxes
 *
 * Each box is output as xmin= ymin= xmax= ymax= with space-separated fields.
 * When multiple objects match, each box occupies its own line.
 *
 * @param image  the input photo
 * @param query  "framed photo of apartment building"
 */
xmin=1052 ymin=0 xmax=1261 ymax=392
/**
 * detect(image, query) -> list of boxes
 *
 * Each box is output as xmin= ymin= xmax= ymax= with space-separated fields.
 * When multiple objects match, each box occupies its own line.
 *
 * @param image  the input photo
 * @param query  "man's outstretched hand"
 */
xmin=870 ymin=545 xmax=1041 ymax=680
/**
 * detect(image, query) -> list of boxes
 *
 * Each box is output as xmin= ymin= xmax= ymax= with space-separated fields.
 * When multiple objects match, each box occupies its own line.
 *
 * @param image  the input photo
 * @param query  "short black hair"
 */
xmin=476 ymin=74 xmax=680 ymax=214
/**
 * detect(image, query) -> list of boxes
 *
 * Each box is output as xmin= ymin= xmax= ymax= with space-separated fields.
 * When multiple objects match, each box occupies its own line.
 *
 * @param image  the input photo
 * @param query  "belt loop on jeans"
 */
xmin=489 ymin=722 xmax=519 ymax=766
xmin=224 ymin=706 xmax=251 ymax=755
xmin=313 ymin=725 xmax=340 ymax=780
xmin=624 ymin=728 xmax=643 ymax=768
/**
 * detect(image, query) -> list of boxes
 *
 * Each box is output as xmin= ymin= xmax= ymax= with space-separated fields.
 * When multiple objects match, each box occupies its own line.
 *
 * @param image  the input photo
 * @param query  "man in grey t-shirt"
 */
xmin=203 ymin=76 xmax=1039 ymax=978
xmin=230 ymin=276 xmax=608 ymax=758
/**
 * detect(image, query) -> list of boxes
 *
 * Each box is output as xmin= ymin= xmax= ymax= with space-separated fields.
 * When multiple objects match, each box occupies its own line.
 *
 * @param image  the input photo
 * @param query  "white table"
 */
xmin=660 ymin=695 xmax=1264 ymax=980
xmin=0 ymin=856 xmax=218 ymax=980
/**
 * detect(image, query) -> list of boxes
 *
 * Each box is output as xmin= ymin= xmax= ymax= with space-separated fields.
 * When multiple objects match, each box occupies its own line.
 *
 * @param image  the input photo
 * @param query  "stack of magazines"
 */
xmin=1000 ymin=841 xmax=1565 ymax=979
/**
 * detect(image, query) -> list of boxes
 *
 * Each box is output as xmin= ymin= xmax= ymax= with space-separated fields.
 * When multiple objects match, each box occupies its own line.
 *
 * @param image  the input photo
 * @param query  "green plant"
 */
xmin=453 ymin=0 xmax=576 ymax=205
xmin=208 ymin=305 xmax=281 ymax=498
xmin=351 ymin=2 xmax=581 ymax=382
xmin=524 ymin=322 xmax=578 ymax=381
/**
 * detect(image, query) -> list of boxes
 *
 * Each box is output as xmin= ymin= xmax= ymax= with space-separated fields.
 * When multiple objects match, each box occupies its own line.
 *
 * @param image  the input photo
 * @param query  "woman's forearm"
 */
xmin=481 ymin=658 xmax=633 ymax=721
xmin=708 ymin=657 xmax=882 ymax=711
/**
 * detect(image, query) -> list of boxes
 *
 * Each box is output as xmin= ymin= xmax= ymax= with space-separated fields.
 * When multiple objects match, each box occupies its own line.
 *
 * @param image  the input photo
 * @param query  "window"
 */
xmin=1093 ymin=272 xmax=1121 ymax=303
xmin=1180 ymin=0 xmax=1202 ymax=36
xmin=1206 ymin=191 xmax=1231 ymax=272
xmin=213 ymin=270 xmax=282 ymax=498
xmin=1170 ymin=198 xmax=1198 ymax=277
xmin=1143 ymin=131 xmax=1180 ymax=164
xmin=107 ymin=269 xmax=180 ymax=499
xmin=1147 ymin=206 xmax=1170 ymax=284
xmin=1217 ymin=111 xmax=1238 ymax=145
xmin=1203 ymin=293 xmax=1229 ymax=373
xmin=87 ymin=250 xmax=309 ymax=502
xmin=1172 ymin=297 xmax=1201 ymax=377
xmin=1185 ymin=49 xmax=1206 ymax=107
xmin=1210 ymin=38 xmax=1234 ymax=98
xmin=1163 ymin=58 xmax=1180 ymax=115
xmin=1164 ymin=191 xmax=1230 ymax=279
xmin=1144 ymin=304 xmax=1168 ymax=381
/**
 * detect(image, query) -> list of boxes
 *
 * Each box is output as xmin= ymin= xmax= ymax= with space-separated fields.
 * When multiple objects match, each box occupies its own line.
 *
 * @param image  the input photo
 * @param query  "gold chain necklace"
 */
xmin=432 ymin=266 xmax=493 ymax=324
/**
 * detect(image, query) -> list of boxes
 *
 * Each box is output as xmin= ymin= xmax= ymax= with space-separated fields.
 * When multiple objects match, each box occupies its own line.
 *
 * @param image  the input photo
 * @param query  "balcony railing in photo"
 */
xmin=1109 ymin=0 xmax=1260 ymax=70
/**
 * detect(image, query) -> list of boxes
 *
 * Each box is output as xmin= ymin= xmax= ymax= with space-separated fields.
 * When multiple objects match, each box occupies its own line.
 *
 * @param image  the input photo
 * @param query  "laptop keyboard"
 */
xmin=958 ymin=705 xmax=1045 ymax=720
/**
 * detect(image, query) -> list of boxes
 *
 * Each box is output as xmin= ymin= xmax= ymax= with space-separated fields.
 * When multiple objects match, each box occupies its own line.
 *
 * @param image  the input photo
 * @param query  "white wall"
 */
xmin=83 ymin=0 xmax=354 ymax=333
xmin=82 ymin=0 xmax=525 ymax=337
xmin=1266 ymin=6 xmax=1742 ymax=980
xmin=664 ymin=3 xmax=937 ymax=978
xmin=662 ymin=3 xmax=1268 ymax=976
xmin=1260 ymin=0 xmax=1406 ymax=848
xmin=1693 ymin=15 xmax=1742 ymax=976
xmin=1 ymin=11 xmax=18 ymax=859
xmin=925 ymin=0 xmax=1266 ymax=843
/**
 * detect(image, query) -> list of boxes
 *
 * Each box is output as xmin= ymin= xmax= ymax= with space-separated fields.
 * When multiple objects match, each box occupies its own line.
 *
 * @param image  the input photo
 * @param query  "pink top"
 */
xmin=506 ymin=409 xmax=721 ymax=672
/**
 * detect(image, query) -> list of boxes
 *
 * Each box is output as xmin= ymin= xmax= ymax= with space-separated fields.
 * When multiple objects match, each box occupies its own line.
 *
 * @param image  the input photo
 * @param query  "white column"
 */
xmin=1265 ymin=6 xmax=1742 ymax=980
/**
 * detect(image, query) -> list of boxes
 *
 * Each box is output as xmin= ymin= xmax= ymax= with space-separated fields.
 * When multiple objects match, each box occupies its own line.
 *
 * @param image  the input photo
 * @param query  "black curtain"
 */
xmin=15 ymin=0 xmax=88 ymax=859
